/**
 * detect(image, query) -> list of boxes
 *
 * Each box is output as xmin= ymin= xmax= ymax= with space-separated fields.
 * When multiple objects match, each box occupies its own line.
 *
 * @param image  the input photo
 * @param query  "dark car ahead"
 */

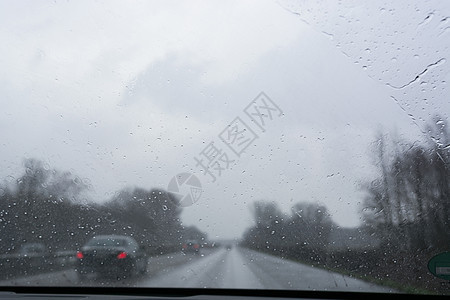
xmin=76 ymin=235 xmax=147 ymax=280
xmin=182 ymin=240 xmax=201 ymax=254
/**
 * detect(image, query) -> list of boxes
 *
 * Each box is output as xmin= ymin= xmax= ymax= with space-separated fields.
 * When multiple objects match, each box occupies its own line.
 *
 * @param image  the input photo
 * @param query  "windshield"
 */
xmin=0 ymin=0 xmax=449 ymax=296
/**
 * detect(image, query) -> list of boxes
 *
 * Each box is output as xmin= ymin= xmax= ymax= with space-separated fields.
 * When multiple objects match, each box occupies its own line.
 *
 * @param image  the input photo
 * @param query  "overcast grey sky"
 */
xmin=1 ymin=0 xmax=449 ymax=239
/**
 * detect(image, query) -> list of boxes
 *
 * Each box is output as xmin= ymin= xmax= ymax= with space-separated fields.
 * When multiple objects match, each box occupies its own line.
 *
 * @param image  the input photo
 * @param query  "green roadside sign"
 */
xmin=428 ymin=252 xmax=450 ymax=281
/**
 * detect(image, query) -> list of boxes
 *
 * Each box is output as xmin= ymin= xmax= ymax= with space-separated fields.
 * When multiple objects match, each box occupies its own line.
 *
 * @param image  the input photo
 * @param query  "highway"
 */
xmin=0 ymin=247 xmax=394 ymax=293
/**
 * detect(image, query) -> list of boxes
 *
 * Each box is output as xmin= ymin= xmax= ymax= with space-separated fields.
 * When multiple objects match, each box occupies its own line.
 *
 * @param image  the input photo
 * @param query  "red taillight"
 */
xmin=193 ymin=244 xmax=199 ymax=249
xmin=182 ymin=244 xmax=187 ymax=249
xmin=117 ymin=251 xmax=127 ymax=259
xmin=76 ymin=251 xmax=84 ymax=259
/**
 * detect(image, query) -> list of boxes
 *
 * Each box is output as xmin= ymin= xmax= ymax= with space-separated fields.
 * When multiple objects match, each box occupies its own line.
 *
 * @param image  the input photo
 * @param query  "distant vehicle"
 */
xmin=182 ymin=240 xmax=201 ymax=254
xmin=76 ymin=235 xmax=147 ymax=279
xmin=18 ymin=243 xmax=47 ymax=256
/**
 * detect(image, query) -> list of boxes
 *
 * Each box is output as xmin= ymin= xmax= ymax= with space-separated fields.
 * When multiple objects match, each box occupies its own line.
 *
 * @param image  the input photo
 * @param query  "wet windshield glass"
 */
xmin=0 ymin=0 xmax=449 ymax=295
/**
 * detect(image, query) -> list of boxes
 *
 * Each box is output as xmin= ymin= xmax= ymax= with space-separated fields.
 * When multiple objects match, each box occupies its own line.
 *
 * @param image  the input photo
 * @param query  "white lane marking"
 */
xmin=221 ymin=247 xmax=265 ymax=289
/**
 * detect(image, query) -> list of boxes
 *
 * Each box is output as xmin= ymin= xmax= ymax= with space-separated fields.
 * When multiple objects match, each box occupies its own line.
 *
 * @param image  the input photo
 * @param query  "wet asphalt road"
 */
xmin=0 ymin=247 xmax=394 ymax=293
